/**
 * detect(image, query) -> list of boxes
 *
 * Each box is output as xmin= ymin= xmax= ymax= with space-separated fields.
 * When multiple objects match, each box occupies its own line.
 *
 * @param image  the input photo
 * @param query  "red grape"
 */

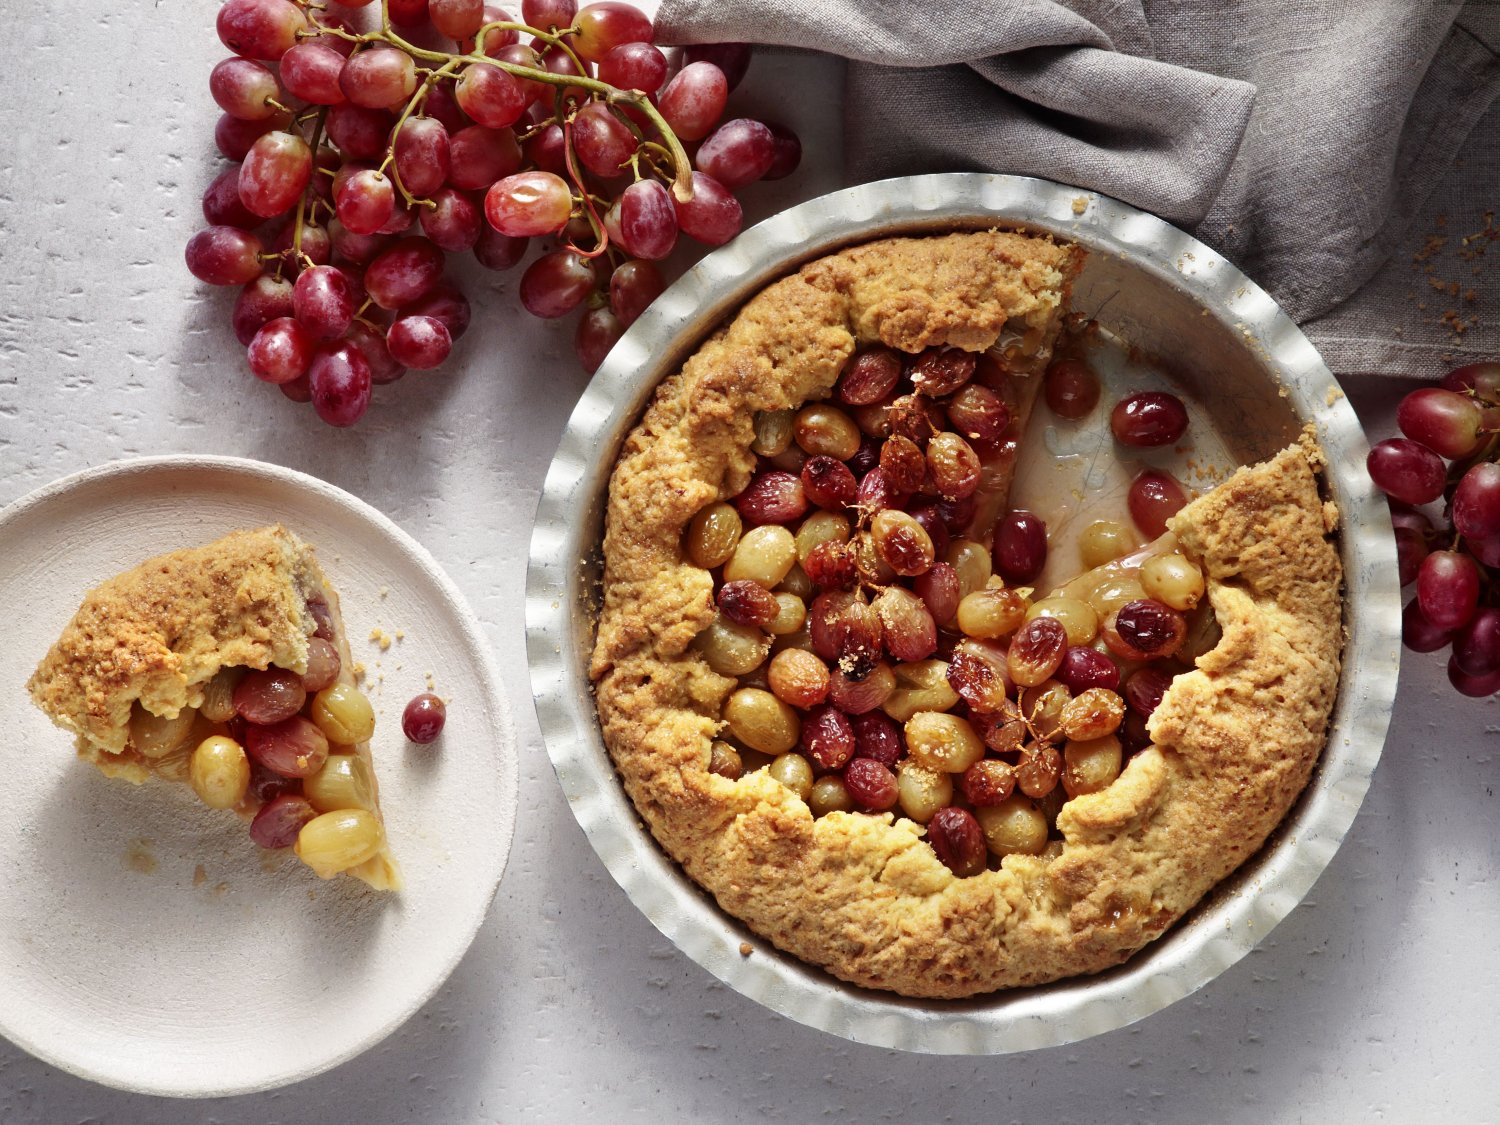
xmin=616 ymin=179 xmax=677 ymax=259
xmin=422 ymin=79 xmax=466 ymax=132
xmin=1128 ymin=468 xmax=1189 ymax=537
xmin=1395 ymin=526 xmax=1428 ymax=587
xmin=1453 ymin=606 xmax=1500 ymax=676
xmin=202 ymin=167 xmax=261 ymax=229
xmin=429 ymin=0 xmax=483 ymax=39
xmin=464 ymin=5 xmax=519 ymax=56
xmin=1366 ymin=438 xmax=1446 ymax=505
xmin=210 ymin=58 xmax=282 ymax=120
xmin=248 ymin=317 xmax=313 ymax=384
xmin=292 ymin=265 xmax=356 ymax=339
xmin=474 ymin=226 xmax=528 ymax=270
xmin=493 ymin=43 xmax=551 ymax=106
xmin=335 ymin=168 xmax=396 ymax=235
xmin=279 ymin=373 xmax=313 ymax=402
xmin=993 ymin=509 xmax=1047 ymax=583
xmin=235 ymin=668 xmax=307 ymax=724
xmin=215 ymin=112 xmax=290 ymax=160
xmin=682 ymin=43 xmax=751 ymax=91
xmin=576 ymin=306 xmax=624 ymax=373
xmin=571 ymin=2 xmax=653 ymax=62
xmin=695 ymin=119 xmax=775 ymax=189
xmin=672 ymin=171 xmax=742 ymax=246
xmin=327 ymin=105 xmax=395 ymax=160
xmin=217 ymin=0 xmax=307 ymax=60
xmin=658 ymin=62 xmax=728 ymax=141
xmin=341 ymin=47 xmax=418 ymax=109
xmin=1111 ymin=390 xmax=1189 ymax=447
xmin=388 ymin=0 xmax=430 ymax=26
xmin=239 ymin=130 xmax=312 ymax=217
xmin=456 ymin=61 xmax=527 ymax=128
xmin=522 ymin=0 xmax=576 ymax=30
xmin=519 ymin=249 xmax=596 ymax=317
xmin=608 ymin=258 xmax=664 ymax=326
xmin=1417 ymin=549 xmax=1480 ymax=631
xmin=1397 ymin=387 xmax=1485 ymax=459
xmin=387 ymin=315 xmax=454 ymax=369
xmin=843 ymin=758 xmax=899 ymax=812
xmin=485 ymin=171 xmax=572 ymax=236
xmin=1442 ymin=361 xmax=1500 ymax=402
xmin=365 ymin=236 xmax=445 ymax=308
xmin=1447 ymin=655 xmax=1500 ymax=698
xmin=421 ymin=187 xmax=484 ymax=251
xmin=250 ymin=794 xmax=318 ymax=849
xmin=280 ymin=42 xmax=348 ymax=105
xmin=1402 ymin=597 xmax=1454 ymax=653
xmin=1044 ymin=358 xmax=1100 ymax=419
xmin=402 ymin=693 xmax=448 ymax=743
xmin=268 ymin=220 xmax=332 ymax=273
xmin=1059 ymin=646 xmax=1121 ymax=694
xmin=597 ymin=42 xmax=667 ymax=93
xmin=448 ymin=125 xmax=523 ymax=189
xmin=329 ymin=219 xmax=391 ymax=265
xmin=763 ymin=121 xmax=801 ymax=180
xmin=232 ymin=273 xmax=295 ymax=344
xmin=347 ymin=320 xmax=407 ymax=385
xmin=309 ymin=341 xmax=373 ymax=426
xmin=572 ymin=101 xmax=636 ymax=177
xmin=246 ymin=716 xmax=329 ymax=778
xmin=393 ymin=117 xmax=452 ymax=198
xmin=1452 ymin=462 xmax=1500 ymax=539
xmin=185 ymin=226 xmax=264 ymax=286
xmin=525 ymin=123 xmax=568 ymax=175
xmin=402 ymin=282 xmax=471 ymax=340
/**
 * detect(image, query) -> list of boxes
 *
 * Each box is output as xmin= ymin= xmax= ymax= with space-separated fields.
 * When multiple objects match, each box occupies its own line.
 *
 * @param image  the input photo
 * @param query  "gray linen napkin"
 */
xmin=657 ymin=0 xmax=1500 ymax=378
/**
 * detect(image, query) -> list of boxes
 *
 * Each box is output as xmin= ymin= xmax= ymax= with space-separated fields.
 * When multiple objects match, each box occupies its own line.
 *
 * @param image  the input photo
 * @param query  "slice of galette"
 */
xmin=27 ymin=525 xmax=401 ymax=890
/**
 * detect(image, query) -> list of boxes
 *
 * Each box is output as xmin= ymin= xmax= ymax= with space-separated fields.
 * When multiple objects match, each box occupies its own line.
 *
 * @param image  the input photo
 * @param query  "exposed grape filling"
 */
xmin=122 ymin=596 xmax=388 ymax=877
xmin=690 ymin=337 xmax=1212 ymax=877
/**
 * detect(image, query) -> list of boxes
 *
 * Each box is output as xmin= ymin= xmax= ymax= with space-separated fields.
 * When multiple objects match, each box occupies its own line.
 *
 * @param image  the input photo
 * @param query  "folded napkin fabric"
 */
xmin=657 ymin=0 xmax=1500 ymax=377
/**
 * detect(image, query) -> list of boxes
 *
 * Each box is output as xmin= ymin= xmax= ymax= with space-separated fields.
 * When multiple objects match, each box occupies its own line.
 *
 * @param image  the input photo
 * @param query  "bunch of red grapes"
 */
xmin=186 ymin=0 xmax=801 ymax=426
xmin=1366 ymin=362 xmax=1500 ymax=696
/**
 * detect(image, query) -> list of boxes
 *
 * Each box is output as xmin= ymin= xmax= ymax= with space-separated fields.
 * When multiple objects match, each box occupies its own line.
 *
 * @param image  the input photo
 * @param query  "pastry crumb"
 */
xmin=379 ymin=585 xmax=390 ymax=599
xmin=1325 ymin=386 xmax=1344 ymax=407
xmin=124 ymin=838 xmax=156 ymax=875
xmin=739 ymin=942 xmax=753 ymax=956
xmin=1071 ymin=195 xmax=1088 ymax=215
xmin=370 ymin=627 xmax=393 ymax=651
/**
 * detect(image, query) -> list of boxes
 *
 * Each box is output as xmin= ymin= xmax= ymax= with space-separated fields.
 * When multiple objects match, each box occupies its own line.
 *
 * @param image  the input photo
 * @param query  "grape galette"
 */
xmin=28 ymin=526 xmax=400 ymax=889
xmin=590 ymin=230 xmax=1342 ymax=998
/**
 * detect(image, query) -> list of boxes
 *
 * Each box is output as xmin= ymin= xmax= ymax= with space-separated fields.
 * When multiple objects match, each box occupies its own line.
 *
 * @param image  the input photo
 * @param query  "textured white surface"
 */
xmin=1 ymin=1 xmax=1498 ymax=1120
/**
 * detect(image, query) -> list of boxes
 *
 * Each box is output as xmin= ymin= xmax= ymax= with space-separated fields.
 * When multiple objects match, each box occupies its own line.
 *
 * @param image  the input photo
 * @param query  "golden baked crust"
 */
xmin=29 ymin=527 xmax=320 ymax=769
xmin=29 ymin=526 xmax=401 ymax=890
xmin=591 ymin=230 xmax=1343 ymax=998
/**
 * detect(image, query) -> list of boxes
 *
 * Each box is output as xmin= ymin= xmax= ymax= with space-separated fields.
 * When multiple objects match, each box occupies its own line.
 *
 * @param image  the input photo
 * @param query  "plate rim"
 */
xmin=0 ymin=453 xmax=518 ymax=1097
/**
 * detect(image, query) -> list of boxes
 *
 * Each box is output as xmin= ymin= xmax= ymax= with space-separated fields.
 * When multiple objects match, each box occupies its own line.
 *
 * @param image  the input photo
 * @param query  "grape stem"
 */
xmin=290 ymin=106 xmax=329 ymax=266
xmin=562 ymin=115 xmax=609 ymax=260
xmin=382 ymin=59 xmax=460 ymax=208
xmin=371 ymin=6 xmax=696 ymax=202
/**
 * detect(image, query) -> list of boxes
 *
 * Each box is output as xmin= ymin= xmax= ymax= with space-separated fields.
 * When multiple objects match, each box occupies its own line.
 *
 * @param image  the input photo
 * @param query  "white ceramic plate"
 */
xmin=0 ymin=456 xmax=516 ymax=1097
